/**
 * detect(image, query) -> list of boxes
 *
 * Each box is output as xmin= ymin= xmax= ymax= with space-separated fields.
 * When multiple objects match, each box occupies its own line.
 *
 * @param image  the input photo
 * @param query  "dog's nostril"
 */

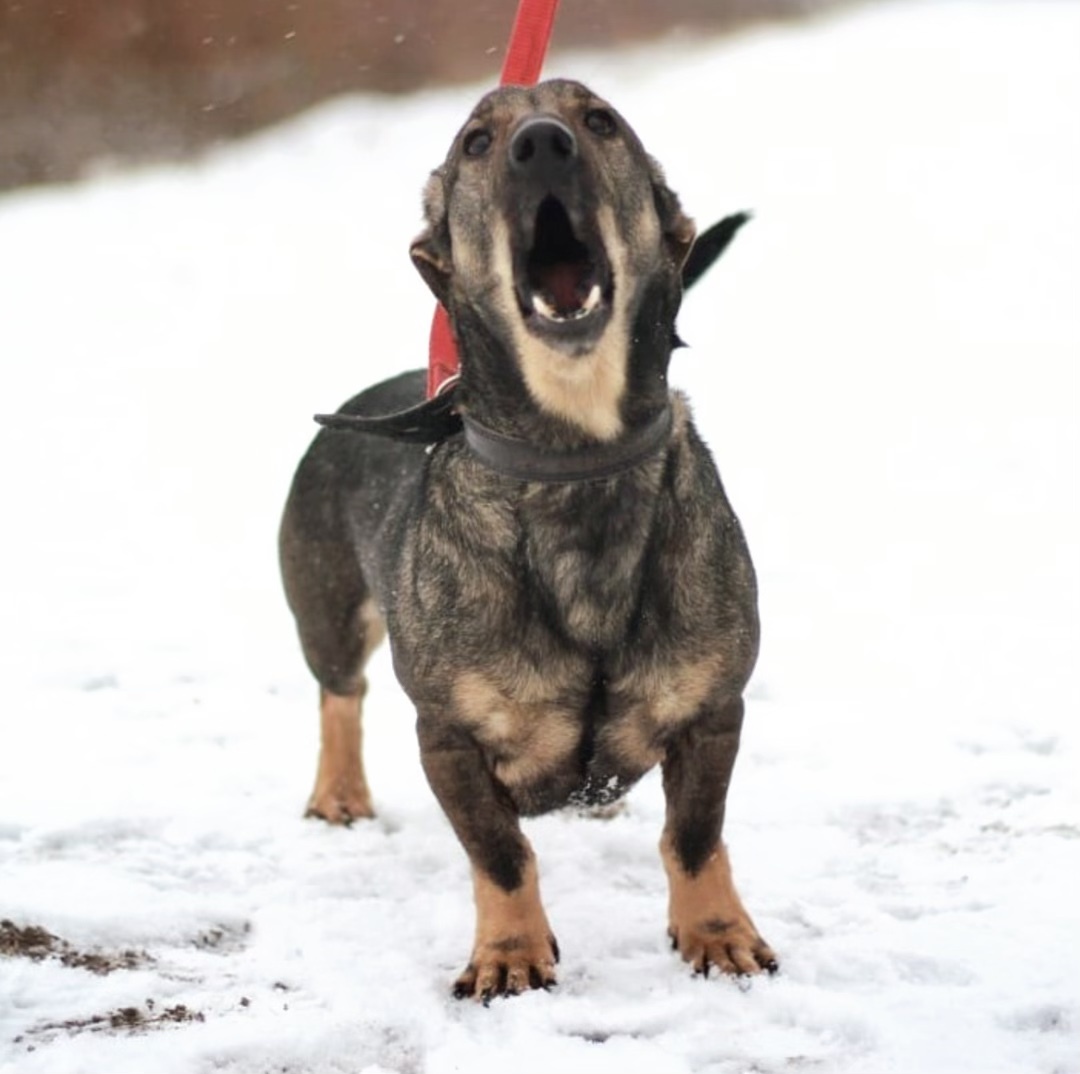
xmin=514 ymin=137 xmax=536 ymax=165
xmin=510 ymin=118 xmax=577 ymax=171
xmin=550 ymin=127 xmax=574 ymax=158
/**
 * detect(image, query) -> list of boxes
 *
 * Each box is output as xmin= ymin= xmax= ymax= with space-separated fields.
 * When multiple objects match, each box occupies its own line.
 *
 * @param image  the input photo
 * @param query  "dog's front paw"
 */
xmin=453 ymin=933 xmax=559 ymax=1001
xmin=668 ymin=916 xmax=777 ymax=977
xmin=662 ymin=842 xmax=778 ymax=978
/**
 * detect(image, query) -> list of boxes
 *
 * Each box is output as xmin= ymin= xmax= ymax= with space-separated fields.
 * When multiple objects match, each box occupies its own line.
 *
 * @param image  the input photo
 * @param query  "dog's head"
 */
xmin=411 ymin=80 xmax=695 ymax=441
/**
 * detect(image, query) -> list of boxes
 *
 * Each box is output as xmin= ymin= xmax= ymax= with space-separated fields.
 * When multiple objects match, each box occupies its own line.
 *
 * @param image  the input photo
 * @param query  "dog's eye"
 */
xmin=463 ymin=129 xmax=493 ymax=157
xmin=584 ymin=109 xmax=617 ymax=137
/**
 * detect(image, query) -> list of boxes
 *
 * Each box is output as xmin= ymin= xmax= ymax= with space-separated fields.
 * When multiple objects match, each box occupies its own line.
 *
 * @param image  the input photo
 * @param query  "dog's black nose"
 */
xmin=509 ymin=116 xmax=577 ymax=176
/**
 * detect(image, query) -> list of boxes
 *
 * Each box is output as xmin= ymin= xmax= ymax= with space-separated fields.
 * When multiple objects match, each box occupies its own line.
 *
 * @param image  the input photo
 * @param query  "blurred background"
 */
xmin=0 ymin=0 xmax=850 ymax=191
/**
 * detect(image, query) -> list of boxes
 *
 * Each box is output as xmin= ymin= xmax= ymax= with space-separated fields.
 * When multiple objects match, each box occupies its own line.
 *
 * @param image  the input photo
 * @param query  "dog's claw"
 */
xmin=670 ymin=921 xmax=779 ymax=982
xmin=304 ymin=804 xmax=374 ymax=826
xmin=304 ymin=785 xmax=375 ymax=826
xmin=451 ymin=940 xmax=558 ymax=1001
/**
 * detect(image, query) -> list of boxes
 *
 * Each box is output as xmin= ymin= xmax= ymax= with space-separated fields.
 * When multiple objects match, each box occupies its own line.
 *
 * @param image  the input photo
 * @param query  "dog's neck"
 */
xmin=451 ymin=278 xmax=679 ymax=452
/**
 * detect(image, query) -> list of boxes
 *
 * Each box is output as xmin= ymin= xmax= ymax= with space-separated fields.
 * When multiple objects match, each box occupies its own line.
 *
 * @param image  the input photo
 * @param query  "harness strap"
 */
xmin=314 ymin=389 xmax=461 ymax=443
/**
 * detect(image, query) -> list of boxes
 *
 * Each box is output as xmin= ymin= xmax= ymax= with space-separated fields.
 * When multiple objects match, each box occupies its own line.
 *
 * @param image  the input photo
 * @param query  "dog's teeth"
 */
xmin=531 ymin=284 xmax=602 ymax=323
xmin=532 ymin=293 xmax=563 ymax=321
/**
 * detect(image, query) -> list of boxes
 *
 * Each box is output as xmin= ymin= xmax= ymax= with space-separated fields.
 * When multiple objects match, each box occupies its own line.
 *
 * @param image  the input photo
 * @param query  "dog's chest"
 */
xmin=516 ymin=478 xmax=660 ymax=649
xmin=397 ymin=442 xmax=757 ymax=813
xmin=452 ymin=643 xmax=725 ymax=815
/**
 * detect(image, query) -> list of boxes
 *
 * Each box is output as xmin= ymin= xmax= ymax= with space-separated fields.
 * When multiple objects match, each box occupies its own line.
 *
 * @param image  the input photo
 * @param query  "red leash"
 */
xmin=499 ymin=0 xmax=562 ymax=85
xmin=426 ymin=0 xmax=561 ymax=399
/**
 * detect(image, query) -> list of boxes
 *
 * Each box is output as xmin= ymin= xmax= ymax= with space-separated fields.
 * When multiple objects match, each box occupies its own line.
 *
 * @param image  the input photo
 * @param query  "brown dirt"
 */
xmin=0 ymin=918 xmax=149 ymax=975
xmin=16 ymin=1002 xmax=205 ymax=1045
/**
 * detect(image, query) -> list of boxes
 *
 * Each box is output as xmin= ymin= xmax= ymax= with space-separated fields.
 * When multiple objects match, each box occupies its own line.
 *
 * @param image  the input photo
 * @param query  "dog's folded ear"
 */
xmin=410 ymin=171 xmax=453 ymax=307
xmin=649 ymin=156 xmax=697 ymax=272
xmin=682 ymin=212 xmax=752 ymax=292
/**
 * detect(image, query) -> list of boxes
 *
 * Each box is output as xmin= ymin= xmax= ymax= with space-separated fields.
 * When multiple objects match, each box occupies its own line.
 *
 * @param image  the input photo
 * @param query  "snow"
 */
xmin=1 ymin=1 xmax=1078 ymax=1071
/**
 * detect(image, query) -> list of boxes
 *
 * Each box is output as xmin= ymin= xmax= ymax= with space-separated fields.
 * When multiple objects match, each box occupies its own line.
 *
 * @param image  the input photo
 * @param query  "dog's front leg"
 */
xmin=660 ymin=695 xmax=778 ymax=977
xmin=418 ymin=720 xmax=558 ymax=1000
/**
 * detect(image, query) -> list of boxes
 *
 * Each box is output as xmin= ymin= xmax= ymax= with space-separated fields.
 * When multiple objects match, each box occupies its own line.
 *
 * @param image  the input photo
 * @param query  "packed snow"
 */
xmin=1 ymin=2 xmax=1078 ymax=1071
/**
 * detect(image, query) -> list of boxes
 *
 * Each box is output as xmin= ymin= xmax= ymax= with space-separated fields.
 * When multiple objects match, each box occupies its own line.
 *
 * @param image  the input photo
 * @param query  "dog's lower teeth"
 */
xmin=531 ymin=283 xmax=602 ymax=323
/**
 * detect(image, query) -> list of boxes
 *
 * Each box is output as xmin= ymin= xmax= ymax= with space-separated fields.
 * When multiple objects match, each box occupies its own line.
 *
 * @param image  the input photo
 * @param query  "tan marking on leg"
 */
xmin=357 ymin=596 xmax=387 ymax=660
xmin=661 ymin=836 xmax=777 ymax=977
xmin=648 ymin=655 xmax=726 ymax=724
xmin=306 ymin=599 xmax=384 ymax=824
xmin=606 ymin=654 xmax=727 ymax=770
xmin=306 ymin=688 xmax=375 ymax=824
xmin=454 ymin=852 xmax=558 ymax=999
xmin=452 ymin=670 xmax=580 ymax=790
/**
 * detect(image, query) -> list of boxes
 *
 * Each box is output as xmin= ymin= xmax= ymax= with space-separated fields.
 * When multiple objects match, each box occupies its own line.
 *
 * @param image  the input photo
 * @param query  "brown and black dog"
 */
xmin=280 ymin=79 xmax=777 ymax=998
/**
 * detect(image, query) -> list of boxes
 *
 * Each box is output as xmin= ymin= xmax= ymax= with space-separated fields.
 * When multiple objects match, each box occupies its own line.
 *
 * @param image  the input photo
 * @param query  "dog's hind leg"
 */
xmin=300 ymin=597 xmax=386 ymax=824
xmin=307 ymin=687 xmax=374 ymax=823
xmin=301 ymin=594 xmax=386 ymax=824
xmin=280 ymin=489 xmax=386 ymax=824
xmin=659 ymin=695 xmax=778 ymax=977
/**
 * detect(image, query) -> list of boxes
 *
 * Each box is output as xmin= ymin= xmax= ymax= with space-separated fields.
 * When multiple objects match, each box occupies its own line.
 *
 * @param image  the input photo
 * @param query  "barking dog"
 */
xmin=280 ymin=79 xmax=777 ymax=998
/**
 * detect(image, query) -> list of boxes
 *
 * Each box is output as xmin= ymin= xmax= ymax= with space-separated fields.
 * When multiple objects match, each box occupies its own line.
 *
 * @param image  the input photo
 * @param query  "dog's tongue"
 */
xmin=537 ymin=262 xmax=585 ymax=312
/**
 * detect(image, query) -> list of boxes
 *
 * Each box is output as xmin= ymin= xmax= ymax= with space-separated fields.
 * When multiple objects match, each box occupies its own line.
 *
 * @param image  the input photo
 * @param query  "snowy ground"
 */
xmin=1 ymin=1 xmax=1078 ymax=1071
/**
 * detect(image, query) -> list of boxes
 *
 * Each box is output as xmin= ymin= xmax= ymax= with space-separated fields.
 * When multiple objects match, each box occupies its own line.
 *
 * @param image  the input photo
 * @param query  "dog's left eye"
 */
xmin=463 ymin=129 xmax=493 ymax=157
xmin=584 ymin=109 xmax=617 ymax=137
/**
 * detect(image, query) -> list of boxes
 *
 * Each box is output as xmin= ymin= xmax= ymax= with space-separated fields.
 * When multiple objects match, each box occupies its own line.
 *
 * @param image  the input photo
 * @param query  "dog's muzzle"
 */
xmin=506 ymin=115 xmax=613 ymax=347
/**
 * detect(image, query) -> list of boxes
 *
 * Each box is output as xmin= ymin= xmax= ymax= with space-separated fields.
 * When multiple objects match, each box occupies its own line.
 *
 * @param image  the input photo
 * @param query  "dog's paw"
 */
xmin=668 ymin=917 xmax=778 ymax=978
xmin=304 ymin=782 xmax=375 ymax=825
xmin=452 ymin=934 xmax=560 ymax=1002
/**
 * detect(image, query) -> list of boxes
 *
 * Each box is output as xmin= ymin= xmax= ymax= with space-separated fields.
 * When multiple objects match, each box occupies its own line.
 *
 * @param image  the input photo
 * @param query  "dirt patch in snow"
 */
xmin=0 ymin=918 xmax=150 ymax=975
xmin=16 ymin=1001 xmax=206 ymax=1047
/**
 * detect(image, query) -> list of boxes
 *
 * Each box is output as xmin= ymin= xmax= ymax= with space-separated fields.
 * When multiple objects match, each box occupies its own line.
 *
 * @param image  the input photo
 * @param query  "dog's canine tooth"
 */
xmin=532 ymin=293 xmax=561 ymax=320
xmin=581 ymin=283 xmax=601 ymax=313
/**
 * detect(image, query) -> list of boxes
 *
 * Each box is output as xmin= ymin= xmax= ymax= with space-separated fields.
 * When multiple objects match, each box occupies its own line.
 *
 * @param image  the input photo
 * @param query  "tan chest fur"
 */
xmin=452 ymin=649 xmax=728 ymax=797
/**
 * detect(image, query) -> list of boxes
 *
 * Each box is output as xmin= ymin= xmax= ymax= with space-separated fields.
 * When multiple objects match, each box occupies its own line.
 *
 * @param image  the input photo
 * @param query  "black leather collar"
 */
xmin=461 ymin=405 xmax=673 ymax=483
xmin=315 ymin=386 xmax=673 ymax=483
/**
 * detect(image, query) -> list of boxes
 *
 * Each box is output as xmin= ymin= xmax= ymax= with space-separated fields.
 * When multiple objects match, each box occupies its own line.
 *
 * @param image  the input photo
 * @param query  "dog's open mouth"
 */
xmin=514 ymin=196 xmax=612 ymax=344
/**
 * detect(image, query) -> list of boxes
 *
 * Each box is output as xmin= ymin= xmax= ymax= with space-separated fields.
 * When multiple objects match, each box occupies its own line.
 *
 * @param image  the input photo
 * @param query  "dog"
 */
xmin=280 ymin=78 xmax=777 ymax=998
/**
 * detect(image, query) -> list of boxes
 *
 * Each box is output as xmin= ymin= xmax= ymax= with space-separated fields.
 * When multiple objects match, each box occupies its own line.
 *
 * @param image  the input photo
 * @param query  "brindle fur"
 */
xmin=280 ymin=79 xmax=777 ymax=997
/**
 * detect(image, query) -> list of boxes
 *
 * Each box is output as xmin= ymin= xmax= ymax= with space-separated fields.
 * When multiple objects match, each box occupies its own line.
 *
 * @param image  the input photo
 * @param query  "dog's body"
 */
xmin=280 ymin=79 xmax=776 ymax=997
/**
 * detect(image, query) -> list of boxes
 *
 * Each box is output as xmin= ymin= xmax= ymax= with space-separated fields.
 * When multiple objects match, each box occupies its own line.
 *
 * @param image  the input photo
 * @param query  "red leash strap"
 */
xmin=500 ymin=0 xmax=561 ymax=86
xmin=426 ymin=0 xmax=561 ymax=398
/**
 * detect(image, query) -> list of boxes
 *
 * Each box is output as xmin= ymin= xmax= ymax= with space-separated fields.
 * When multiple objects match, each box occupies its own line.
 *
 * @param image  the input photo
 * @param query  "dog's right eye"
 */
xmin=463 ymin=129 xmax=493 ymax=157
xmin=584 ymin=109 xmax=617 ymax=137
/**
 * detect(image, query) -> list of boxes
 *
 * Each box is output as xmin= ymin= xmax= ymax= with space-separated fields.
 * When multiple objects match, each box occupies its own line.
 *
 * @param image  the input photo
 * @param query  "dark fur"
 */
xmin=281 ymin=80 xmax=774 ymax=994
